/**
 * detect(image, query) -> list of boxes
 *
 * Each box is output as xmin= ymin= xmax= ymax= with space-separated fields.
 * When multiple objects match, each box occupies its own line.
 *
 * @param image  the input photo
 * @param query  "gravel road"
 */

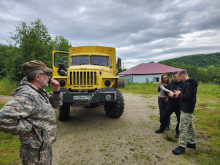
xmin=52 ymin=93 xmax=198 ymax=165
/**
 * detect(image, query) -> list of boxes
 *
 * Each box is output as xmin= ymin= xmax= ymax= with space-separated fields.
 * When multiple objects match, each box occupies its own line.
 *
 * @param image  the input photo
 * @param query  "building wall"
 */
xmin=133 ymin=74 xmax=162 ymax=83
xmin=119 ymin=74 xmax=162 ymax=84
xmin=119 ymin=75 xmax=133 ymax=85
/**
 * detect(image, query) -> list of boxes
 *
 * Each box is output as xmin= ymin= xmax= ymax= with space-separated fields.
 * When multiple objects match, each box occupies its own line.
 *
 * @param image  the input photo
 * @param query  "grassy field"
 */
xmin=0 ymin=78 xmax=18 ymax=95
xmin=120 ymin=82 xmax=220 ymax=165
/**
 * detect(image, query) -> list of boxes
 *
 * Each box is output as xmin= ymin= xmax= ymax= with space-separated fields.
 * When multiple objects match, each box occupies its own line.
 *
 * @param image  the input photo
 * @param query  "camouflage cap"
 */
xmin=22 ymin=60 xmax=53 ymax=75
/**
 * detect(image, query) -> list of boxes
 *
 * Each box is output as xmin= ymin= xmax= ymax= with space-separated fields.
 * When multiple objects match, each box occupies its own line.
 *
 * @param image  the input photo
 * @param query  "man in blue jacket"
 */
xmin=172 ymin=69 xmax=198 ymax=155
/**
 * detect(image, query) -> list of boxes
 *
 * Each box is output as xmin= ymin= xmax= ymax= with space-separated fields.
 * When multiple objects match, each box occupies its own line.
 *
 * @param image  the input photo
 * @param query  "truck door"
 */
xmin=52 ymin=51 xmax=69 ymax=77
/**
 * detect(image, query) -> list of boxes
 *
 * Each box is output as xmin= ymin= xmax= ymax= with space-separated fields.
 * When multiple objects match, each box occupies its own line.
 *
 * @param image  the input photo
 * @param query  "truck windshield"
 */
xmin=91 ymin=56 xmax=109 ymax=66
xmin=72 ymin=56 xmax=89 ymax=65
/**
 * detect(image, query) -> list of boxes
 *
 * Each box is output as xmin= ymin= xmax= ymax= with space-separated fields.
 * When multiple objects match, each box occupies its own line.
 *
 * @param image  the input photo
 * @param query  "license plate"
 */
xmin=73 ymin=95 xmax=91 ymax=100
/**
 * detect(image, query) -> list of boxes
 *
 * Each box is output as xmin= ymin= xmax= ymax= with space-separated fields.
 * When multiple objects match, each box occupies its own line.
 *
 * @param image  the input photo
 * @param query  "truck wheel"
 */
xmin=104 ymin=89 xmax=124 ymax=118
xmin=58 ymin=102 xmax=70 ymax=121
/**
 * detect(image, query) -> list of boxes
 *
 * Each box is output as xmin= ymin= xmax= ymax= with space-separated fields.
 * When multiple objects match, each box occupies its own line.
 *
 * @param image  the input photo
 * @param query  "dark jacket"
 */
xmin=167 ymin=80 xmax=184 ymax=106
xmin=180 ymin=78 xmax=198 ymax=113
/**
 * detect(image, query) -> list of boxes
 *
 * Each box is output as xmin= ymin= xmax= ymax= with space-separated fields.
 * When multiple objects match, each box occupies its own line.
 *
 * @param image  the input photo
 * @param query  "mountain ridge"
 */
xmin=159 ymin=53 xmax=220 ymax=67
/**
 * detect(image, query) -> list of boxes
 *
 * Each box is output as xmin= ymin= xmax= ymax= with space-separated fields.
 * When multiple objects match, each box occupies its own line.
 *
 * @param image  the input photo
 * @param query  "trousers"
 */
xmin=158 ymin=97 xmax=170 ymax=128
xmin=19 ymin=144 xmax=52 ymax=165
xmin=160 ymin=103 xmax=180 ymax=133
xmin=178 ymin=111 xmax=196 ymax=148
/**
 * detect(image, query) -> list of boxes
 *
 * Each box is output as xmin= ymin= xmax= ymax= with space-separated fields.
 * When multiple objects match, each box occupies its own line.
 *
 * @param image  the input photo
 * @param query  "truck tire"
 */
xmin=58 ymin=102 xmax=70 ymax=121
xmin=104 ymin=89 xmax=124 ymax=118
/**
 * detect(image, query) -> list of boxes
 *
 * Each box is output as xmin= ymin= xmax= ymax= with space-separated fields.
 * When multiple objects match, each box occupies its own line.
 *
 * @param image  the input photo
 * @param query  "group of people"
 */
xmin=0 ymin=60 xmax=198 ymax=164
xmin=156 ymin=70 xmax=198 ymax=155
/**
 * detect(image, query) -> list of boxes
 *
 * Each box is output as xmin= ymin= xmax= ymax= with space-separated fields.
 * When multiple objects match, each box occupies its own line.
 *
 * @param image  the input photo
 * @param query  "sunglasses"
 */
xmin=39 ymin=73 xmax=50 ymax=76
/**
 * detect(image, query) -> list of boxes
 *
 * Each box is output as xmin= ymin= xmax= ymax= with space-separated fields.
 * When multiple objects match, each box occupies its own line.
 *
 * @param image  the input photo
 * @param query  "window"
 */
xmin=71 ymin=56 xmax=89 ymax=65
xmin=153 ymin=77 xmax=160 ymax=83
xmin=91 ymin=56 xmax=109 ymax=66
xmin=54 ymin=52 xmax=69 ymax=68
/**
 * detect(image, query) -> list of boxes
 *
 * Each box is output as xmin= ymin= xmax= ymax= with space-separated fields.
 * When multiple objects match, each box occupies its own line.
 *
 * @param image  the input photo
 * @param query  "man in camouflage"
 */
xmin=172 ymin=69 xmax=198 ymax=155
xmin=0 ymin=60 xmax=63 ymax=164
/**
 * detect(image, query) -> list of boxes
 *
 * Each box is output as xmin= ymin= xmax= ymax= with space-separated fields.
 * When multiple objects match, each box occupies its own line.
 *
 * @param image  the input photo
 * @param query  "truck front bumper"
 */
xmin=62 ymin=90 xmax=117 ymax=103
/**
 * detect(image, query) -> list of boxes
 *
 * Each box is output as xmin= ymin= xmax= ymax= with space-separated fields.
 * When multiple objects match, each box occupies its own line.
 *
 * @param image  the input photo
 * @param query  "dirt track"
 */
xmin=0 ymin=95 xmax=12 ymax=104
xmin=52 ymin=93 xmax=198 ymax=165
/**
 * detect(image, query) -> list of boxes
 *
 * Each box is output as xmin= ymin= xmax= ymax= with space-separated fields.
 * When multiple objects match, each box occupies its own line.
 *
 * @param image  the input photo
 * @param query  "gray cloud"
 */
xmin=0 ymin=0 xmax=220 ymax=68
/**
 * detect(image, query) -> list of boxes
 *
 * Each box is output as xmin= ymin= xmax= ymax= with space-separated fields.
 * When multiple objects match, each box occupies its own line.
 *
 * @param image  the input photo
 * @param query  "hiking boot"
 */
xmin=165 ymin=127 xmax=170 ymax=131
xmin=175 ymin=132 xmax=179 ymax=138
xmin=187 ymin=143 xmax=196 ymax=149
xmin=172 ymin=146 xmax=185 ymax=155
xmin=155 ymin=129 xmax=164 ymax=133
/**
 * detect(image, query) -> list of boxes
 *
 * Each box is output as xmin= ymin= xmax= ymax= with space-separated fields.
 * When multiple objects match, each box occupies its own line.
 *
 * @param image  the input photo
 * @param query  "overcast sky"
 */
xmin=0 ymin=0 xmax=220 ymax=68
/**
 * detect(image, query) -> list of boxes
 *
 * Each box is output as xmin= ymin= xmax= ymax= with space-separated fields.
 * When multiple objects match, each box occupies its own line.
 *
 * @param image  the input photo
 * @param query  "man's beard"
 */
xmin=40 ymin=81 xmax=49 ymax=88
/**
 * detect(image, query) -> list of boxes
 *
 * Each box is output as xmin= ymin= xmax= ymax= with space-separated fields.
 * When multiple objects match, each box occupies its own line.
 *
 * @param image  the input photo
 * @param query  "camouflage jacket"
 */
xmin=0 ymin=81 xmax=62 ymax=150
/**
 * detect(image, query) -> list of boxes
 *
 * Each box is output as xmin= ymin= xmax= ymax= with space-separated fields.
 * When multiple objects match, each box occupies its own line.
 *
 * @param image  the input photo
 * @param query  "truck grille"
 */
xmin=70 ymin=71 xmax=97 ymax=87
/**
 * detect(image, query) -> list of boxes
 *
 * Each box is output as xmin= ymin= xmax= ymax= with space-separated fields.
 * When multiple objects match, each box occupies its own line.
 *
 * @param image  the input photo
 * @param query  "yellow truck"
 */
xmin=52 ymin=46 xmax=124 ymax=121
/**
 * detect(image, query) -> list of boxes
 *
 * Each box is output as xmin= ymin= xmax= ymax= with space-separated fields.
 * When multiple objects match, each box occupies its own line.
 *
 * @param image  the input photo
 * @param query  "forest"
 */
xmin=159 ymin=53 xmax=220 ymax=83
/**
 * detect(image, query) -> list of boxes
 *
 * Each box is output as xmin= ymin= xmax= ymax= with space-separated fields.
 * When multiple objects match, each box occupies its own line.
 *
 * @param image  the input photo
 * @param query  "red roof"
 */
xmin=118 ymin=63 xmax=181 ymax=75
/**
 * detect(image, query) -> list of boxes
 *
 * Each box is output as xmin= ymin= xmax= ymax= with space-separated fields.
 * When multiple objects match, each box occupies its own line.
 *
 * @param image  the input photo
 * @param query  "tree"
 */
xmin=8 ymin=19 xmax=53 ymax=81
xmin=0 ymin=19 xmax=73 ymax=81
xmin=52 ymin=36 xmax=72 ymax=51
xmin=0 ymin=44 xmax=20 ymax=79
xmin=0 ymin=44 xmax=9 ymax=79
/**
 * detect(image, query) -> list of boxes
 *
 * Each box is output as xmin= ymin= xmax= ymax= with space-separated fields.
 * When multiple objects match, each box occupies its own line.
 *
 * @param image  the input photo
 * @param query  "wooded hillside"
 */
xmin=160 ymin=53 xmax=220 ymax=67
xmin=159 ymin=53 xmax=220 ymax=83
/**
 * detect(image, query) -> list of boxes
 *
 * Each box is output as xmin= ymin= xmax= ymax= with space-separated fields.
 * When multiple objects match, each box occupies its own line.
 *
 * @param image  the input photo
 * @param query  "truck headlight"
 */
xmin=59 ymin=80 xmax=66 ymax=87
xmin=104 ymin=80 xmax=111 ymax=87
xmin=105 ymin=94 xmax=112 ymax=101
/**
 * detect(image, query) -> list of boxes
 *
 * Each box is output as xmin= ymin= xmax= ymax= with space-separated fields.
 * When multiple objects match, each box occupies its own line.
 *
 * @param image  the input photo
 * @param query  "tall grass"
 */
xmin=0 ymin=78 xmax=18 ymax=95
xmin=120 ymin=82 xmax=220 ymax=165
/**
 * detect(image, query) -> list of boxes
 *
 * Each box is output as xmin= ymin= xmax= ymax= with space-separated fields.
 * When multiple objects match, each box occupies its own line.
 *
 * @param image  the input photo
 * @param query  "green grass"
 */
xmin=44 ymin=86 xmax=53 ymax=93
xmin=0 ymin=78 xmax=53 ymax=95
xmin=121 ymin=82 xmax=220 ymax=165
xmin=0 ymin=104 xmax=21 ymax=165
xmin=0 ymin=104 xmax=4 ymax=109
xmin=0 ymin=78 xmax=18 ymax=95
xmin=119 ymin=83 xmax=158 ymax=95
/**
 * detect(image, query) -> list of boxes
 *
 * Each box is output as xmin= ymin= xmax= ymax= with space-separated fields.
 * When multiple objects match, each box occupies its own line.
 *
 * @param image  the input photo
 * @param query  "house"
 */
xmin=118 ymin=63 xmax=181 ymax=84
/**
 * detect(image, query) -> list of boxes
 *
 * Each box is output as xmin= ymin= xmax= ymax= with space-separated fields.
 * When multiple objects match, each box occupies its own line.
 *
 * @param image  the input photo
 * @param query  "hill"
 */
xmin=159 ymin=53 xmax=220 ymax=67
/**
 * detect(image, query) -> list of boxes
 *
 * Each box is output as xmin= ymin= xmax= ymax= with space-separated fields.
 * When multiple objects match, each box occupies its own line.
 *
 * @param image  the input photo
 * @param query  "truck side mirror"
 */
xmin=58 ymin=63 xmax=67 ymax=76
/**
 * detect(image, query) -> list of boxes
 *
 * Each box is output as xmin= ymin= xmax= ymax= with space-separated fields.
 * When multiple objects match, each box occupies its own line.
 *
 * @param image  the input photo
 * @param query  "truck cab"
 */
xmin=52 ymin=46 xmax=124 ymax=121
